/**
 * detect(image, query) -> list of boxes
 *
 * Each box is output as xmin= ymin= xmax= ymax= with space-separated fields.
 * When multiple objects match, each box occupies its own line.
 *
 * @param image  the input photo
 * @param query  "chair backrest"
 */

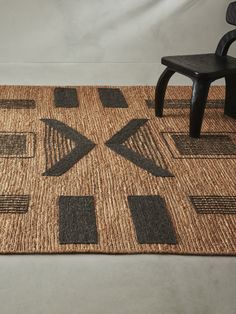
xmin=227 ymin=1 xmax=236 ymax=25
xmin=215 ymin=2 xmax=236 ymax=56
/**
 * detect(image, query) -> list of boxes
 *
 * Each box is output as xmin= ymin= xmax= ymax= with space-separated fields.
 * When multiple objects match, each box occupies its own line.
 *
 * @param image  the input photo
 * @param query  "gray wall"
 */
xmin=0 ymin=3 xmax=236 ymax=314
xmin=0 ymin=0 xmax=233 ymax=84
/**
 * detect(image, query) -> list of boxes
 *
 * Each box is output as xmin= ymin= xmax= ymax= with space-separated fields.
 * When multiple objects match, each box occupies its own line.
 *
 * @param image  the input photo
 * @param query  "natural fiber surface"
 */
xmin=0 ymin=85 xmax=235 ymax=255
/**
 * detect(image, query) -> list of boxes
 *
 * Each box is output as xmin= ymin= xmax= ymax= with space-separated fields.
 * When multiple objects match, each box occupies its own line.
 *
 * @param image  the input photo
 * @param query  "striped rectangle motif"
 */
xmin=0 ymin=100 xmax=35 ymax=109
xmin=0 ymin=133 xmax=36 ymax=158
xmin=171 ymin=134 xmax=236 ymax=156
xmin=0 ymin=195 xmax=30 ymax=213
xmin=190 ymin=196 xmax=236 ymax=214
xmin=146 ymin=99 xmax=224 ymax=109
xmin=0 ymin=134 xmax=26 ymax=155
xmin=162 ymin=132 xmax=236 ymax=159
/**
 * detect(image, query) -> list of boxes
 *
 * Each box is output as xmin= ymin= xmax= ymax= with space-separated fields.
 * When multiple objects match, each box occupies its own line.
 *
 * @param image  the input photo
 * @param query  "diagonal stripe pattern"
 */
xmin=105 ymin=119 xmax=174 ymax=177
xmin=41 ymin=119 xmax=96 ymax=176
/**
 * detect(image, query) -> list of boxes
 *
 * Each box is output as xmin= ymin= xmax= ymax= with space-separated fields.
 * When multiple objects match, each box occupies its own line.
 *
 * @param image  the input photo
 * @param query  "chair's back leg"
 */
xmin=225 ymin=75 xmax=236 ymax=118
xmin=190 ymin=79 xmax=211 ymax=138
xmin=155 ymin=68 xmax=175 ymax=117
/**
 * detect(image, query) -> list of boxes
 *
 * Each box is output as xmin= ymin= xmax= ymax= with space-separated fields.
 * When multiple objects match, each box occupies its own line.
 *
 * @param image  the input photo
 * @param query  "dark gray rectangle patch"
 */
xmin=128 ymin=196 xmax=177 ymax=244
xmin=98 ymin=88 xmax=128 ymax=108
xmin=172 ymin=134 xmax=236 ymax=156
xmin=59 ymin=196 xmax=98 ymax=244
xmin=146 ymin=99 xmax=224 ymax=109
xmin=0 ymin=134 xmax=26 ymax=155
xmin=0 ymin=100 xmax=35 ymax=109
xmin=54 ymin=88 xmax=79 ymax=108
xmin=0 ymin=195 xmax=30 ymax=213
xmin=190 ymin=196 xmax=236 ymax=214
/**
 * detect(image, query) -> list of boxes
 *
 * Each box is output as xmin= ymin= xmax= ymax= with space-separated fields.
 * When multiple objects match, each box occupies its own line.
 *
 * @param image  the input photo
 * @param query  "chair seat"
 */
xmin=162 ymin=53 xmax=236 ymax=79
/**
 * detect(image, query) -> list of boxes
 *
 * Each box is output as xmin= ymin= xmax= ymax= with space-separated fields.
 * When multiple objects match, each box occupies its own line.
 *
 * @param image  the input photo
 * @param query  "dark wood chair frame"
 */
xmin=155 ymin=2 xmax=236 ymax=138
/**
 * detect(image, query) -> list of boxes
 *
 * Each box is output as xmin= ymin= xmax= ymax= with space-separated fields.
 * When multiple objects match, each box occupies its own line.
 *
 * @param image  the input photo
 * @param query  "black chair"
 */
xmin=155 ymin=2 xmax=236 ymax=138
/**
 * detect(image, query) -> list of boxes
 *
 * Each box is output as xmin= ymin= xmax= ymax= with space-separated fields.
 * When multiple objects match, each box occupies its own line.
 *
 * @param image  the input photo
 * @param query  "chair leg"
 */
xmin=225 ymin=76 xmax=236 ymax=118
xmin=155 ymin=68 xmax=175 ymax=117
xmin=190 ymin=79 xmax=211 ymax=138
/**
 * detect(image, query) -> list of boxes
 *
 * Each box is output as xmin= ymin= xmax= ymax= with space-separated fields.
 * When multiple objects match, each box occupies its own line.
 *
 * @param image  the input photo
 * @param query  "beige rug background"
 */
xmin=0 ymin=85 xmax=235 ymax=255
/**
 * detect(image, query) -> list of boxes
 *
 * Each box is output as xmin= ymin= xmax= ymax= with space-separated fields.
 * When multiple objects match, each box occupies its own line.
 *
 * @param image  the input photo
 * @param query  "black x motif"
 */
xmin=41 ymin=118 xmax=173 ymax=177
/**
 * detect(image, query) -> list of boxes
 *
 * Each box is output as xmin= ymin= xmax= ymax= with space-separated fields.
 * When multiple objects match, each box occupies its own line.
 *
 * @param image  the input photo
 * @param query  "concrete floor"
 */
xmin=0 ymin=65 xmax=234 ymax=314
xmin=0 ymin=255 xmax=236 ymax=314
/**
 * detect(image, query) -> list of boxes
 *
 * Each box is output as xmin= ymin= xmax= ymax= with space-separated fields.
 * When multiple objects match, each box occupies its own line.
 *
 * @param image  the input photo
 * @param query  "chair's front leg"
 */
xmin=225 ymin=75 xmax=236 ymax=118
xmin=155 ymin=68 xmax=175 ymax=117
xmin=190 ymin=79 xmax=211 ymax=138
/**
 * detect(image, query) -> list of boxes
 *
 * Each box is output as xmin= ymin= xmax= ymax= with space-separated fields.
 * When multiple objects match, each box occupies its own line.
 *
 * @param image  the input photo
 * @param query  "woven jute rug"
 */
xmin=0 ymin=85 xmax=235 ymax=255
